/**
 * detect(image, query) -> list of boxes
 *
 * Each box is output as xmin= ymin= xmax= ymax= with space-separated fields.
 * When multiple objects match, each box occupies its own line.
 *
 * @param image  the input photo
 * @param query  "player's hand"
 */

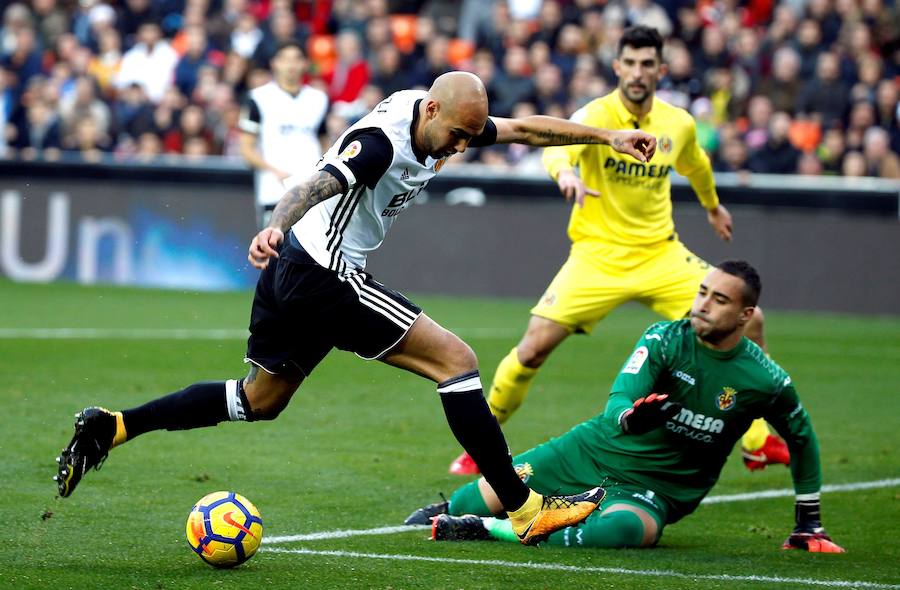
xmin=557 ymin=169 xmax=599 ymax=208
xmin=248 ymin=227 xmax=284 ymax=269
xmin=608 ymin=129 xmax=657 ymax=163
xmin=707 ymin=205 xmax=733 ymax=242
xmin=782 ymin=498 xmax=845 ymax=553
xmin=619 ymin=393 xmax=682 ymax=435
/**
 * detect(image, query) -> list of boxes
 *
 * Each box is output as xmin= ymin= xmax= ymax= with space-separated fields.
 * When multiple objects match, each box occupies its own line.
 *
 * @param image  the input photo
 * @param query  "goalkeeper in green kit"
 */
xmin=406 ymin=261 xmax=844 ymax=552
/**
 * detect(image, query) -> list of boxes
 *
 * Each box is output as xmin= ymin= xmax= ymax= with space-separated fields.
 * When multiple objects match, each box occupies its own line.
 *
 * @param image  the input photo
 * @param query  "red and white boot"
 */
xmin=742 ymin=434 xmax=791 ymax=471
xmin=448 ymin=451 xmax=480 ymax=475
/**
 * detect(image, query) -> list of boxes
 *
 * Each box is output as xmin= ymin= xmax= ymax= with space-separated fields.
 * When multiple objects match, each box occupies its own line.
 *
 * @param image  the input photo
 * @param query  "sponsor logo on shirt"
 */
xmin=603 ymin=157 xmax=673 ymax=178
xmin=622 ymin=346 xmax=649 ymax=374
xmin=381 ymin=185 xmax=427 ymax=217
xmin=717 ymin=386 xmax=737 ymax=411
xmin=339 ymin=140 xmax=362 ymax=161
xmin=673 ymin=370 xmax=695 ymax=386
xmin=666 ymin=407 xmax=724 ymax=443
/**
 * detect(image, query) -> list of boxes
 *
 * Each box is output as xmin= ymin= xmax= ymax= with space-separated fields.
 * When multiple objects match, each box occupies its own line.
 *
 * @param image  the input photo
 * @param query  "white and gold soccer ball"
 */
xmin=186 ymin=491 xmax=263 ymax=568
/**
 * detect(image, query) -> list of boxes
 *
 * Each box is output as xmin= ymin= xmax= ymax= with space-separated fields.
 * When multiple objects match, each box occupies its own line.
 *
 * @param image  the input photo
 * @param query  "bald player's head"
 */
xmin=417 ymin=71 xmax=490 ymax=160
xmin=427 ymin=72 xmax=489 ymax=120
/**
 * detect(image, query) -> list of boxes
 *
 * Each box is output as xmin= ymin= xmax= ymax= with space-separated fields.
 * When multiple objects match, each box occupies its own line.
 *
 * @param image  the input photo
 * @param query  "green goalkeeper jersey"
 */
xmin=567 ymin=319 xmax=821 ymax=522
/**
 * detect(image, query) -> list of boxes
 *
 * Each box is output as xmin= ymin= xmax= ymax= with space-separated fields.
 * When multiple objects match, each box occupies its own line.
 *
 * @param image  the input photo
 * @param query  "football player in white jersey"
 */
xmin=55 ymin=72 xmax=655 ymax=545
xmin=239 ymin=39 xmax=329 ymax=228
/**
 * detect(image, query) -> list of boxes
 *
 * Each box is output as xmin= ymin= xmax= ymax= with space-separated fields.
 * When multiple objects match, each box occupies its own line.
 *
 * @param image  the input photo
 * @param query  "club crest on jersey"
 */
xmin=514 ymin=462 xmax=533 ymax=483
xmin=433 ymin=157 xmax=447 ymax=172
xmin=339 ymin=140 xmax=362 ymax=161
xmin=717 ymin=386 xmax=737 ymax=411
xmin=659 ymin=135 xmax=673 ymax=153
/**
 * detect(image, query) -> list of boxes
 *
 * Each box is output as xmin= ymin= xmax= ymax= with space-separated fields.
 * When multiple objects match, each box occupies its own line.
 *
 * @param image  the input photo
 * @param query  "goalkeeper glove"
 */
xmin=782 ymin=497 xmax=845 ymax=553
xmin=618 ymin=393 xmax=682 ymax=435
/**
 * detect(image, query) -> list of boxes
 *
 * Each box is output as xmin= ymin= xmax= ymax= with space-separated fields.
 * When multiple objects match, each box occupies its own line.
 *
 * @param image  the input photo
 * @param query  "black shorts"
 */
xmin=245 ymin=233 xmax=422 ymax=380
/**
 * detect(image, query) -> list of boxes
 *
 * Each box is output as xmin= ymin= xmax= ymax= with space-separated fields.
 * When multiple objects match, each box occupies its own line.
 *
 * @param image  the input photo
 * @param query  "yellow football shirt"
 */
xmin=543 ymin=91 xmax=719 ymax=249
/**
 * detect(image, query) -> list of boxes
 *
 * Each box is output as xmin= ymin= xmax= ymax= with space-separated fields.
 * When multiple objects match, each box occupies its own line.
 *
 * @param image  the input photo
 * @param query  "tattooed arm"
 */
xmin=248 ymin=170 xmax=343 ymax=269
xmin=491 ymin=116 xmax=656 ymax=163
xmin=268 ymin=170 xmax=343 ymax=232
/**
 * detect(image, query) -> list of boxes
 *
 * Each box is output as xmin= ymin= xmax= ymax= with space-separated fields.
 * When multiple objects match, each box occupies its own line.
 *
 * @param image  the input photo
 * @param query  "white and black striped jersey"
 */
xmin=240 ymin=81 xmax=329 ymax=206
xmin=292 ymin=89 xmax=497 ymax=275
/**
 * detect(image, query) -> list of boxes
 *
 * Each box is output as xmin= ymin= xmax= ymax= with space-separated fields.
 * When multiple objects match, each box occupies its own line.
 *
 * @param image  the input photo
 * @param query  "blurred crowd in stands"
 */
xmin=1 ymin=0 xmax=898 ymax=177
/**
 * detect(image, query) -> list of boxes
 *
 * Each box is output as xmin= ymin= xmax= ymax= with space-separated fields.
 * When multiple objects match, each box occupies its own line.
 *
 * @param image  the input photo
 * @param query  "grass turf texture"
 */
xmin=1 ymin=280 xmax=898 ymax=589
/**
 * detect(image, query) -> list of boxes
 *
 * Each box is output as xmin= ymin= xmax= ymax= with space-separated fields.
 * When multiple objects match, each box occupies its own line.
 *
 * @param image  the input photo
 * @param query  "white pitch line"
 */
xmin=262 ymin=547 xmax=900 ymax=590
xmin=266 ymin=525 xmax=430 ymax=543
xmin=264 ymin=477 xmax=900 ymax=545
xmin=700 ymin=477 xmax=900 ymax=504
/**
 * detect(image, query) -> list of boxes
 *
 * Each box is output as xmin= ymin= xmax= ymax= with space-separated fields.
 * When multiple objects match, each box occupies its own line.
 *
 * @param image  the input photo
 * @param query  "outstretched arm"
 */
xmin=765 ymin=384 xmax=844 ymax=553
xmin=247 ymin=170 xmax=343 ymax=269
xmin=603 ymin=324 xmax=671 ymax=432
xmin=491 ymin=115 xmax=656 ymax=163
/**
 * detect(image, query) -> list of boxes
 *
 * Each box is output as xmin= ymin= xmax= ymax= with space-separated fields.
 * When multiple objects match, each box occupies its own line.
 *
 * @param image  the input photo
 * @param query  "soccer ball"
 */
xmin=186 ymin=491 xmax=264 ymax=568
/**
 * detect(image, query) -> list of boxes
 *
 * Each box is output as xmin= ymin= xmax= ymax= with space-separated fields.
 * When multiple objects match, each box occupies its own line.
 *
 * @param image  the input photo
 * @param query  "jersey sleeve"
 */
xmin=468 ymin=117 xmax=498 ymax=148
xmin=321 ymin=128 xmax=394 ymax=192
xmin=673 ymin=117 xmax=719 ymax=210
xmin=762 ymin=377 xmax=822 ymax=495
xmin=541 ymin=106 xmax=592 ymax=181
xmin=238 ymin=97 xmax=262 ymax=134
xmin=602 ymin=323 xmax=670 ymax=431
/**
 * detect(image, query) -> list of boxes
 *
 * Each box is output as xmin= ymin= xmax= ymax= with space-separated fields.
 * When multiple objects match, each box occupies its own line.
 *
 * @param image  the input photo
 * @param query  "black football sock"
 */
xmin=437 ymin=371 xmax=530 ymax=511
xmin=122 ymin=379 xmax=249 ymax=440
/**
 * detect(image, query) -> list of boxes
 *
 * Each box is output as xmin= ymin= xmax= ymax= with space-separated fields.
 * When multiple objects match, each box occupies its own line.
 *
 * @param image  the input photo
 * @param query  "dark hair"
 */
xmin=718 ymin=260 xmax=762 ymax=307
xmin=274 ymin=39 xmax=305 ymax=58
xmin=617 ymin=25 xmax=664 ymax=60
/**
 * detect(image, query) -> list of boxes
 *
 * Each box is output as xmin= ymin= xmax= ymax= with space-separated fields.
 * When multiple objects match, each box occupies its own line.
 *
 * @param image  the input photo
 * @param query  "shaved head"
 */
xmin=427 ymin=71 xmax=489 ymax=123
xmin=417 ymin=71 xmax=490 ymax=159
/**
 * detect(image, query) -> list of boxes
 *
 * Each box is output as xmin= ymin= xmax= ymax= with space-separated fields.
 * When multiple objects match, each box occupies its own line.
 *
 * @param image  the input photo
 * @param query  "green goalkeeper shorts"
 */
xmin=512 ymin=437 xmax=670 ymax=530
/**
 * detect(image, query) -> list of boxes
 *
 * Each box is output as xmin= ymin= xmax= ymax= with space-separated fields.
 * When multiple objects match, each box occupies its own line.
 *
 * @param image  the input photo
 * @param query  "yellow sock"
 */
xmin=742 ymin=418 xmax=770 ymax=451
xmin=507 ymin=489 xmax=543 ymax=533
xmin=487 ymin=348 xmax=538 ymax=425
xmin=111 ymin=411 xmax=127 ymax=448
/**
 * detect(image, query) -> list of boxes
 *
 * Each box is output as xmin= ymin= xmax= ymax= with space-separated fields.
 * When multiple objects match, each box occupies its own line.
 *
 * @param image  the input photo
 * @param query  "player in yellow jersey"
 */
xmin=449 ymin=26 xmax=789 ymax=476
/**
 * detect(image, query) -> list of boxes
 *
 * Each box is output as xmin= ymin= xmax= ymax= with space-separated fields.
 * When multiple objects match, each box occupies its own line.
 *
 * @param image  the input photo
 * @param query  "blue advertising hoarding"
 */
xmin=1 ymin=174 xmax=258 ymax=291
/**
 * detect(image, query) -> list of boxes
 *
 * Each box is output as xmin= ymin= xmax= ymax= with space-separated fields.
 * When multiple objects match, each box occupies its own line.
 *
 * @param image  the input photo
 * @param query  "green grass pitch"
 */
xmin=1 ymin=280 xmax=898 ymax=589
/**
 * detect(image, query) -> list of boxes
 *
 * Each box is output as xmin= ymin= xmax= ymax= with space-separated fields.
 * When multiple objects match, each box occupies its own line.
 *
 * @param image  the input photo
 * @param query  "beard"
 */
xmin=622 ymin=83 xmax=651 ymax=105
xmin=690 ymin=314 xmax=740 ymax=345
